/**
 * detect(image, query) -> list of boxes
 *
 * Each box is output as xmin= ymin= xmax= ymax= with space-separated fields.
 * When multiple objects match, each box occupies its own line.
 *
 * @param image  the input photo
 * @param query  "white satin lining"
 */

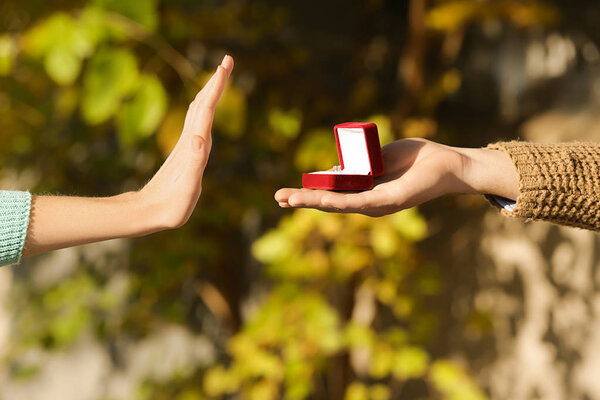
xmin=337 ymin=128 xmax=370 ymax=174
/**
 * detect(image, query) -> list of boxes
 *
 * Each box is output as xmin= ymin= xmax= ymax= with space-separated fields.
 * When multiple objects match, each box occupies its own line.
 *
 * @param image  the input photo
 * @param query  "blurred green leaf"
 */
xmin=247 ymin=380 xmax=278 ymax=400
xmin=370 ymin=384 xmax=391 ymax=400
xmin=81 ymin=47 xmax=139 ymax=124
xmin=345 ymin=382 xmax=369 ymax=400
xmin=345 ymin=323 xmax=375 ymax=347
xmin=157 ymin=107 xmax=186 ymax=155
xmin=92 ymin=0 xmax=159 ymax=31
xmin=429 ymin=360 xmax=486 ymax=400
xmin=79 ymin=7 xmax=128 ymax=44
xmin=365 ymin=114 xmax=394 ymax=146
xmin=294 ymin=128 xmax=339 ymax=172
xmin=22 ymin=13 xmax=95 ymax=85
xmin=370 ymin=223 xmax=399 ymax=258
xmin=392 ymin=208 xmax=428 ymax=241
xmin=117 ymin=74 xmax=168 ymax=146
xmin=369 ymin=344 xmax=394 ymax=378
xmin=269 ymin=108 xmax=302 ymax=139
xmin=0 ymin=34 xmax=15 ymax=76
xmin=392 ymin=346 xmax=429 ymax=380
xmin=44 ymin=47 xmax=81 ymax=86
xmin=203 ymin=366 xmax=240 ymax=397
xmin=426 ymin=0 xmax=479 ymax=32
xmin=252 ymin=230 xmax=294 ymax=263
xmin=213 ymin=84 xmax=247 ymax=138
xmin=22 ymin=13 xmax=92 ymax=57
xmin=426 ymin=0 xmax=559 ymax=32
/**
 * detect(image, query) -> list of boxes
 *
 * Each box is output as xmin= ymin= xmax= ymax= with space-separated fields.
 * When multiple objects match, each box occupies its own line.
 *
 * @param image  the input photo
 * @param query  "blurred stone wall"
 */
xmin=454 ymin=105 xmax=600 ymax=400
xmin=0 ymin=243 xmax=216 ymax=400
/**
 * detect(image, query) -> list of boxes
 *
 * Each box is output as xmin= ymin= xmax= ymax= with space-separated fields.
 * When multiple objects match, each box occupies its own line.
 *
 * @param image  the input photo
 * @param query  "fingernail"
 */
xmin=221 ymin=54 xmax=228 ymax=66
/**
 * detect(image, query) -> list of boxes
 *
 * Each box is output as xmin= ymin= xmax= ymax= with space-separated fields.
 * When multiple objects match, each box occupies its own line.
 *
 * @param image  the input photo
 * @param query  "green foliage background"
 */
xmin=0 ymin=0 xmax=574 ymax=399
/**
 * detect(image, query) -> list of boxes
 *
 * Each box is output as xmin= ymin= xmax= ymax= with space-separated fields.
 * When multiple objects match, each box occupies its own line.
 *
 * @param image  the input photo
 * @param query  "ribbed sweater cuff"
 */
xmin=0 ymin=191 xmax=32 ymax=266
xmin=487 ymin=141 xmax=600 ymax=231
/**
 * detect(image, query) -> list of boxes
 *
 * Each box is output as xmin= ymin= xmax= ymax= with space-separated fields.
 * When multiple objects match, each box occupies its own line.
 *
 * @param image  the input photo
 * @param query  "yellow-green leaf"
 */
xmin=392 ymin=346 xmax=429 ymax=380
xmin=370 ymin=384 xmax=391 ymax=400
xmin=252 ymin=230 xmax=294 ymax=263
xmin=294 ymin=128 xmax=339 ymax=172
xmin=213 ymin=84 xmax=247 ymax=139
xmin=117 ymin=74 xmax=168 ymax=147
xmin=345 ymin=382 xmax=369 ymax=400
xmin=392 ymin=208 xmax=427 ymax=242
xmin=0 ymin=35 xmax=15 ymax=76
xmin=92 ymin=0 xmax=159 ymax=31
xmin=429 ymin=360 xmax=487 ymax=400
xmin=44 ymin=46 xmax=82 ymax=85
xmin=203 ymin=366 xmax=240 ymax=397
xmin=269 ymin=108 xmax=302 ymax=139
xmin=81 ymin=48 xmax=138 ymax=124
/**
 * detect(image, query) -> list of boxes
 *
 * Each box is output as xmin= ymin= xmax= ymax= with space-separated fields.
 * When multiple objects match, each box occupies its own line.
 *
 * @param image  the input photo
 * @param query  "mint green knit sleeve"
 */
xmin=0 ymin=191 xmax=32 ymax=266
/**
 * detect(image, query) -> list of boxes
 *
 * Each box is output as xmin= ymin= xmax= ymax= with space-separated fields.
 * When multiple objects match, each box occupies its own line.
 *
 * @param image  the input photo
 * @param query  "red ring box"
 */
xmin=302 ymin=122 xmax=384 ymax=191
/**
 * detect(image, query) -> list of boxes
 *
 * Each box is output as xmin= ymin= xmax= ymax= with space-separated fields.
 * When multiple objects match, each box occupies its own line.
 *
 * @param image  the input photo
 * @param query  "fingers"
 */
xmin=275 ymin=188 xmax=390 ymax=215
xmin=201 ymin=55 xmax=234 ymax=111
xmin=183 ymin=55 xmax=234 ymax=137
xmin=178 ymin=55 xmax=234 ymax=178
xmin=274 ymin=188 xmax=298 ymax=203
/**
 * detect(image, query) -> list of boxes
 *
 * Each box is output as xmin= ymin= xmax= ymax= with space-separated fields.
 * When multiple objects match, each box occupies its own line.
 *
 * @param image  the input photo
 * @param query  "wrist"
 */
xmin=459 ymin=147 xmax=520 ymax=200
xmin=134 ymin=186 xmax=194 ymax=233
xmin=112 ymin=191 xmax=167 ymax=237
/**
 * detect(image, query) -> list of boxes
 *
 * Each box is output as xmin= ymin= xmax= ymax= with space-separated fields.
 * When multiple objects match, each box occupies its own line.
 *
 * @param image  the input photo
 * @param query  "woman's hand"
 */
xmin=138 ymin=55 xmax=234 ymax=229
xmin=22 ymin=55 xmax=234 ymax=257
xmin=275 ymin=138 xmax=519 ymax=217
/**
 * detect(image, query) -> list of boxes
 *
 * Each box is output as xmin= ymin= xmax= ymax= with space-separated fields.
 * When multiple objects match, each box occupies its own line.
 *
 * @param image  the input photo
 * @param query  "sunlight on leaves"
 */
xmin=365 ymin=114 xmax=394 ymax=146
xmin=392 ymin=346 xmax=429 ymax=380
xmin=392 ymin=208 xmax=428 ymax=242
xmin=295 ymin=128 xmax=339 ymax=172
xmin=203 ymin=366 xmax=240 ymax=397
xmin=81 ymin=48 xmax=139 ymax=124
xmin=92 ymin=0 xmax=159 ymax=31
xmin=269 ymin=108 xmax=302 ymax=139
xmin=430 ymin=360 xmax=487 ymax=400
xmin=213 ymin=84 xmax=247 ymax=139
xmin=345 ymin=382 xmax=369 ymax=400
xmin=426 ymin=0 xmax=559 ymax=32
xmin=22 ymin=13 xmax=95 ymax=85
xmin=157 ymin=107 xmax=186 ymax=156
xmin=117 ymin=74 xmax=168 ymax=147
xmin=0 ymin=35 xmax=15 ymax=76
xmin=370 ymin=384 xmax=391 ymax=400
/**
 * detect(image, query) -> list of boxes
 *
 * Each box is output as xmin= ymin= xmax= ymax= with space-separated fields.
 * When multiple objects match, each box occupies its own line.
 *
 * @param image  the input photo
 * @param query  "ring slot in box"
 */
xmin=302 ymin=122 xmax=384 ymax=191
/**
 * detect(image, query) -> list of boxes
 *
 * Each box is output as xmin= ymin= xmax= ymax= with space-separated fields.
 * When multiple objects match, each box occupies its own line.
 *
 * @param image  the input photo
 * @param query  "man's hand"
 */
xmin=275 ymin=138 xmax=519 ymax=217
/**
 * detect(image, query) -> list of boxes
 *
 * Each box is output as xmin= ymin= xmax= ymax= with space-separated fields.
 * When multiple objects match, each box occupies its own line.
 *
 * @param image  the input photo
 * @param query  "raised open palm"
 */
xmin=140 ymin=55 xmax=234 ymax=229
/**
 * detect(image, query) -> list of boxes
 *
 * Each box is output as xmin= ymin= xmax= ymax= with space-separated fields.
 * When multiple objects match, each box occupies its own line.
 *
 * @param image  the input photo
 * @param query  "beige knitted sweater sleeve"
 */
xmin=487 ymin=141 xmax=600 ymax=231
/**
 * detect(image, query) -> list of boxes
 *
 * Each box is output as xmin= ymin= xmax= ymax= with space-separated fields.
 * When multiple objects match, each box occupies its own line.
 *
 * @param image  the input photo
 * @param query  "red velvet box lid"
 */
xmin=302 ymin=122 xmax=384 ymax=191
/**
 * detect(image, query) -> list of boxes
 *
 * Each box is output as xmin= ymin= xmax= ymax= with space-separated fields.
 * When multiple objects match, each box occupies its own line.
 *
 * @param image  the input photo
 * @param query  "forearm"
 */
xmin=22 ymin=192 xmax=161 ymax=257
